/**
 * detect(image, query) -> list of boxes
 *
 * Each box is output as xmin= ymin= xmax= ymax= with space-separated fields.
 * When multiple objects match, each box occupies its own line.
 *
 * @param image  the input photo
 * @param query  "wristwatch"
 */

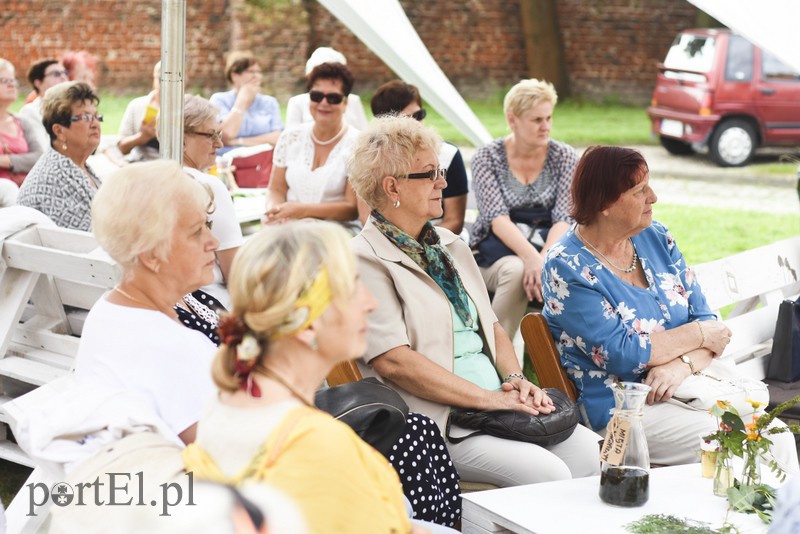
xmin=680 ymin=355 xmax=698 ymax=375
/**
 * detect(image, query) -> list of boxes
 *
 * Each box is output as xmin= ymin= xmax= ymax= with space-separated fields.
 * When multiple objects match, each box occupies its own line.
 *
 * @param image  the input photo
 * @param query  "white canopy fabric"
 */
xmin=687 ymin=0 xmax=800 ymax=72
xmin=317 ymin=0 xmax=492 ymax=146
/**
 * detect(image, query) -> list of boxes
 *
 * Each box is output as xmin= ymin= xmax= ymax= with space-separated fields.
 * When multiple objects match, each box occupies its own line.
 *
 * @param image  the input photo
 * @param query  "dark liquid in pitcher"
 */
xmin=599 ymin=467 xmax=649 ymax=507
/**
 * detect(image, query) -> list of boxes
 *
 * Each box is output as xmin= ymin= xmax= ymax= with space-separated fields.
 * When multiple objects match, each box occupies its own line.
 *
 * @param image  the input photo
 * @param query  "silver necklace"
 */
xmin=310 ymin=124 xmax=346 ymax=146
xmin=575 ymin=225 xmax=638 ymax=273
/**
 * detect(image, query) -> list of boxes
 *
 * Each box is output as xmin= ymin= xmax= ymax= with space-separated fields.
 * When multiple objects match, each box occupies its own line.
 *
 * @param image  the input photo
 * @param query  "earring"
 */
xmin=393 ymin=198 xmax=400 ymax=209
xmin=61 ymin=141 xmax=67 ymax=150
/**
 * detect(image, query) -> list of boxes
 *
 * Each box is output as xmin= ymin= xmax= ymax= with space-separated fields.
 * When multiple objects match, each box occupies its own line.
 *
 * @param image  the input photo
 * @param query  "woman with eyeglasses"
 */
xmin=349 ymin=115 xmax=600 ymax=488
xmin=0 ymin=58 xmax=45 ymax=189
xmin=17 ymin=81 xmax=101 ymax=231
xmin=264 ymin=62 xmax=359 ymax=229
xmin=182 ymin=94 xmax=244 ymax=309
xmin=211 ymin=51 xmax=283 ymax=154
xmin=370 ymin=80 xmax=469 ymax=235
xmin=469 ymin=79 xmax=579 ymax=342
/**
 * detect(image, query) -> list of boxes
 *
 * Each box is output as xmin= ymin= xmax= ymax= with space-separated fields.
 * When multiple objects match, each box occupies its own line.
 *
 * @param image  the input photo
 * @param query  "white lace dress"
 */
xmin=273 ymin=122 xmax=359 ymax=205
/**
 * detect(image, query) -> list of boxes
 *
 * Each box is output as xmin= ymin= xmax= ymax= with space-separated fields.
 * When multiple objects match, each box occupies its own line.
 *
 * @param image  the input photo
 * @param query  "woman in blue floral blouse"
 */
xmin=542 ymin=146 xmax=798 ymax=469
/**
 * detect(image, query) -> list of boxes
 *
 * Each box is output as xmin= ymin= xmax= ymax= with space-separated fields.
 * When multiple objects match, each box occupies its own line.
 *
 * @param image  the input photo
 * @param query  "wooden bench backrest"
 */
xmin=327 ymin=360 xmax=362 ymax=386
xmin=520 ymin=312 xmax=578 ymax=401
xmin=0 ymin=225 xmax=119 ymax=387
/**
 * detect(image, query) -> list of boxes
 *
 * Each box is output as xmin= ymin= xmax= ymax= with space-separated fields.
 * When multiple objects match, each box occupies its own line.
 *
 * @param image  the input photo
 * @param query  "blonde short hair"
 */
xmin=347 ymin=115 xmax=441 ymax=210
xmin=503 ymin=79 xmax=558 ymax=119
xmin=92 ymin=160 xmax=211 ymax=271
xmin=212 ymin=221 xmax=356 ymax=392
xmin=184 ymin=94 xmax=220 ymax=133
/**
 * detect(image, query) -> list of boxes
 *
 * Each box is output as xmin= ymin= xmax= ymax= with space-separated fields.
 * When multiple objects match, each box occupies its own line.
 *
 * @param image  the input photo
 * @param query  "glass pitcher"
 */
xmin=599 ymin=381 xmax=651 ymax=507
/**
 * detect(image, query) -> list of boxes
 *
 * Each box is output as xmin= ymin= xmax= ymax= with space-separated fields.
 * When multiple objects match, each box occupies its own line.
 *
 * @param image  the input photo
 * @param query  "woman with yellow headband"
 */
xmin=183 ymin=221 xmax=452 ymax=534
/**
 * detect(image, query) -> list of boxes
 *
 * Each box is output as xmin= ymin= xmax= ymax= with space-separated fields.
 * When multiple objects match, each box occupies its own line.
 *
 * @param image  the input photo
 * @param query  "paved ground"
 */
xmin=459 ymin=144 xmax=800 ymax=216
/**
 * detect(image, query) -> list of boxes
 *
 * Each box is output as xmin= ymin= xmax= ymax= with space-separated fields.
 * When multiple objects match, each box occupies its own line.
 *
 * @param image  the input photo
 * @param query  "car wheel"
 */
xmin=709 ymin=119 xmax=756 ymax=167
xmin=659 ymin=136 xmax=694 ymax=155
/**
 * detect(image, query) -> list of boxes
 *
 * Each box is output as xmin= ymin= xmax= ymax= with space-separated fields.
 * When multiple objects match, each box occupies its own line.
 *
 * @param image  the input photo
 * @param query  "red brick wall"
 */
xmin=557 ymin=0 xmax=699 ymax=103
xmin=2 ymin=0 xmax=231 ymax=95
xmin=303 ymin=0 xmax=529 ymax=98
xmin=2 ymin=0 xmax=703 ymax=104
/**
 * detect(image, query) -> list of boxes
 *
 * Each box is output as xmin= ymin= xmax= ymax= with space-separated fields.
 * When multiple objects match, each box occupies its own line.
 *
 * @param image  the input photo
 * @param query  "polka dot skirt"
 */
xmin=388 ymin=412 xmax=461 ymax=526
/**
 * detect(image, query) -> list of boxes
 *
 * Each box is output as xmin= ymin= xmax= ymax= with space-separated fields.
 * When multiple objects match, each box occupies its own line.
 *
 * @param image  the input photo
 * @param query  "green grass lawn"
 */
xmin=12 ymin=93 xmax=654 ymax=148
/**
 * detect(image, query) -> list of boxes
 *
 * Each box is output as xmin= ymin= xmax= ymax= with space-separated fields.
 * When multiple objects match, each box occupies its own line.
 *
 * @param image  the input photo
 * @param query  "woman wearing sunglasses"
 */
xmin=265 ymin=62 xmax=359 ymax=229
xmin=349 ymin=115 xmax=600 ymax=488
xmin=17 ymin=81 xmax=102 ymax=231
xmin=370 ymin=80 xmax=469 ymax=235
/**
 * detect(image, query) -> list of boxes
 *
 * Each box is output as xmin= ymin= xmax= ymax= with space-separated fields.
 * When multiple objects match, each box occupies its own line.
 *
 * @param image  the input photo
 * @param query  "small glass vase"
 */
xmin=713 ymin=454 xmax=733 ymax=497
xmin=740 ymin=449 xmax=762 ymax=486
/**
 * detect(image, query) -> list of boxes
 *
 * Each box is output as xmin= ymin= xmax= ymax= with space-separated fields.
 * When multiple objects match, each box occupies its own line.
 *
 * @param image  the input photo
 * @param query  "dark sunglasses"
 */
xmin=411 ymin=108 xmax=426 ymax=122
xmin=401 ymin=168 xmax=447 ymax=181
xmin=309 ymin=90 xmax=345 ymax=105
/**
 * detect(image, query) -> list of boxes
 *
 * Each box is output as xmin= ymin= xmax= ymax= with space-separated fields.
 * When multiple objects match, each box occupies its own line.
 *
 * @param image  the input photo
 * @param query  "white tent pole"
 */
xmin=159 ymin=0 xmax=186 ymax=163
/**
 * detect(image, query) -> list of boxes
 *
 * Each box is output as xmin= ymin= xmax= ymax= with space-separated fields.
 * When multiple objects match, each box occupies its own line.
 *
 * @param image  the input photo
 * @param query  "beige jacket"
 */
xmin=351 ymin=219 xmax=499 ymax=431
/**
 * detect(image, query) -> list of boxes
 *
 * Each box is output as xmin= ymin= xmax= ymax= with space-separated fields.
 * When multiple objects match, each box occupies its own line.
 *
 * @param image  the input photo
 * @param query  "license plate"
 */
xmin=660 ymin=119 xmax=684 ymax=137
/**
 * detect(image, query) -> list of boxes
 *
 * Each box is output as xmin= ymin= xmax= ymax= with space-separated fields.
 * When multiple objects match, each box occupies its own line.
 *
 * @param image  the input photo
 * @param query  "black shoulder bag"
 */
xmin=474 ymin=206 xmax=552 ymax=268
xmin=445 ymin=388 xmax=579 ymax=447
xmin=766 ymin=297 xmax=800 ymax=382
xmin=315 ymin=377 xmax=409 ymax=457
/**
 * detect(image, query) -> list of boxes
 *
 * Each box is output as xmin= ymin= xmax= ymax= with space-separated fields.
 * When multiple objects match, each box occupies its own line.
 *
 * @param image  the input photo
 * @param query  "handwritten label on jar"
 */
xmin=600 ymin=415 xmax=631 ymax=466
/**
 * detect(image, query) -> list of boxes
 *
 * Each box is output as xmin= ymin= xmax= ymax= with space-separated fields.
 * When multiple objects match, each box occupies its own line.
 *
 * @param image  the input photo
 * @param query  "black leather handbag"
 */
xmin=767 ymin=297 xmax=800 ymax=382
xmin=445 ymin=388 xmax=579 ymax=447
xmin=474 ymin=206 xmax=552 ymax=268
xmin=315 ymin=377 xmax=409 ymax=456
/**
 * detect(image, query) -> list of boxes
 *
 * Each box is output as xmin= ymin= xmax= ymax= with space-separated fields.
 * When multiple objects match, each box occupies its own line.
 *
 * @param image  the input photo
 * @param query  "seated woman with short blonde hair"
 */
xmin=349 ymin=115 xmax=600 ymax=487
xmin=75 ymin=160 xmax=219 ymax=444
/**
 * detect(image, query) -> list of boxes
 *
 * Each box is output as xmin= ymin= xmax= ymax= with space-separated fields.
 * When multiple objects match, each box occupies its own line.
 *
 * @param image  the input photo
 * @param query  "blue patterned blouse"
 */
xmin=541 ymin=221 xmax=716 ymax=430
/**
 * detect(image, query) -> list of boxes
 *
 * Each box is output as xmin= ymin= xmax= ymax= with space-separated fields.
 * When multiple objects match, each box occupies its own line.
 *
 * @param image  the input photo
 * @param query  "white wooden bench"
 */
xmin=0 ymin=224 xmax=119 ymax=465
xmin=692 ymin=235 xmax=800 ymax=380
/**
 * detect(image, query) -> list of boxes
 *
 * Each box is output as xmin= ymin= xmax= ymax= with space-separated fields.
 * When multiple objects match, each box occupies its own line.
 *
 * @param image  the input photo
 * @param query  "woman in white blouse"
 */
xmin=264 ymin=62 xmax=359 ymax=229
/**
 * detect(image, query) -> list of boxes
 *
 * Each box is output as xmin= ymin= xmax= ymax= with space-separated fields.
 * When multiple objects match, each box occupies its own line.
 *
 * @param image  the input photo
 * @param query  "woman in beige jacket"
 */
xmin=348 ymin=116 xmax=600 ymax=487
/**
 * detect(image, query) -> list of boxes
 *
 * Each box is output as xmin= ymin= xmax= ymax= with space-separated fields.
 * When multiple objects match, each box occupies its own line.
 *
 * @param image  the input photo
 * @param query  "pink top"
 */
xmin=1 ymin=117 xmax=30 ymax=186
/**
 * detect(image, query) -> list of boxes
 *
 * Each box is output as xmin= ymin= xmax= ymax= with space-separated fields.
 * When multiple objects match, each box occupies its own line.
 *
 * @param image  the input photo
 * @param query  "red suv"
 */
xmin=648 ymin=29 xmax=800 ymax=167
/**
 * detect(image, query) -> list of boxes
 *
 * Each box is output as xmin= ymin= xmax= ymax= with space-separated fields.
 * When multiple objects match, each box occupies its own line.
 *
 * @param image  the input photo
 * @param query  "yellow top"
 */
xmin=183 ymin=405 xmax=409 ymax=534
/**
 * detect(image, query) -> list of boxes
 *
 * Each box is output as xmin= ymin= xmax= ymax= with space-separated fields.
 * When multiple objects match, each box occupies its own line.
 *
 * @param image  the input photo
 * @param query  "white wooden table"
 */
xmin=462 ymin=464 xmax=778 ymax=534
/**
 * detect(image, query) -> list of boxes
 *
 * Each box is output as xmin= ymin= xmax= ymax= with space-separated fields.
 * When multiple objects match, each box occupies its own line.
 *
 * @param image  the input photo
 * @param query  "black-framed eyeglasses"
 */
xmin=309 ymin=90 xmax=345 ymax=105
xmin=401 ymin=168 xmax=447 ymax=181
xmin=44 ymin=69 xmax=69 ymax=79
xmin=190 ymin=130 xmax=223 ymax=143
xmin=69 ymin=113 xmax=103 ymax=123
xmin=411 ymin=108 xmax=426 ymax=122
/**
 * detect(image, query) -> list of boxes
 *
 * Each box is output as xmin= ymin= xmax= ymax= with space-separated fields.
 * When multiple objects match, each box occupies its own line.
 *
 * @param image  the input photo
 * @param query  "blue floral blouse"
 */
xmin=541 ymin=221 xmax=716 ymax=430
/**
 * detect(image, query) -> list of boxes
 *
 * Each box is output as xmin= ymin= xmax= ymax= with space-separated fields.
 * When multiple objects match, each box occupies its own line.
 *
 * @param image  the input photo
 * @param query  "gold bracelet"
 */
xmin=696 ymin=321 xmax=706 ymax=350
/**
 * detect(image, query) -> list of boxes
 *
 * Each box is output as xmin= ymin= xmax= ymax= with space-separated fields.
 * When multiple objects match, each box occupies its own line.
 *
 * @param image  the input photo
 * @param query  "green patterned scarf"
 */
xmin=371 ymin=211 xmax=473 ymax=327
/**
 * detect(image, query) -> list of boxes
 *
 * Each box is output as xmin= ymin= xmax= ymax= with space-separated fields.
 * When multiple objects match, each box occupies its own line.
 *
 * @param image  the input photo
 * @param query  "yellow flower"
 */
xmin=746 ymin=399 xmax=766 ymax=410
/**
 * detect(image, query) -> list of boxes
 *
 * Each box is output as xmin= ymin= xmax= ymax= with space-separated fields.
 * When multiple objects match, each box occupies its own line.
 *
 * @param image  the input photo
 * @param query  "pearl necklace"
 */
xmin=575 ymin=226 xmax=638 ymax=273
xmin=310 ymin=124 xmax=346 ymax=146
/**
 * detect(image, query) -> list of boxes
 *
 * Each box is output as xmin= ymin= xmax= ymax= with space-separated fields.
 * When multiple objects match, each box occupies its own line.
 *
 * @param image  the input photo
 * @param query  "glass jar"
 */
xmin=599 ymin=382 xmax=651 ymax=507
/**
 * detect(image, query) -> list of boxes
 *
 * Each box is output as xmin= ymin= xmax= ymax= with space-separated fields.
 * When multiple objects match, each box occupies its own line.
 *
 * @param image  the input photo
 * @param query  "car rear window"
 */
xmin=762 ymin=49 xmax=800 ymax=81
xmin=664 ymin=33 xmax=716 ymax=82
